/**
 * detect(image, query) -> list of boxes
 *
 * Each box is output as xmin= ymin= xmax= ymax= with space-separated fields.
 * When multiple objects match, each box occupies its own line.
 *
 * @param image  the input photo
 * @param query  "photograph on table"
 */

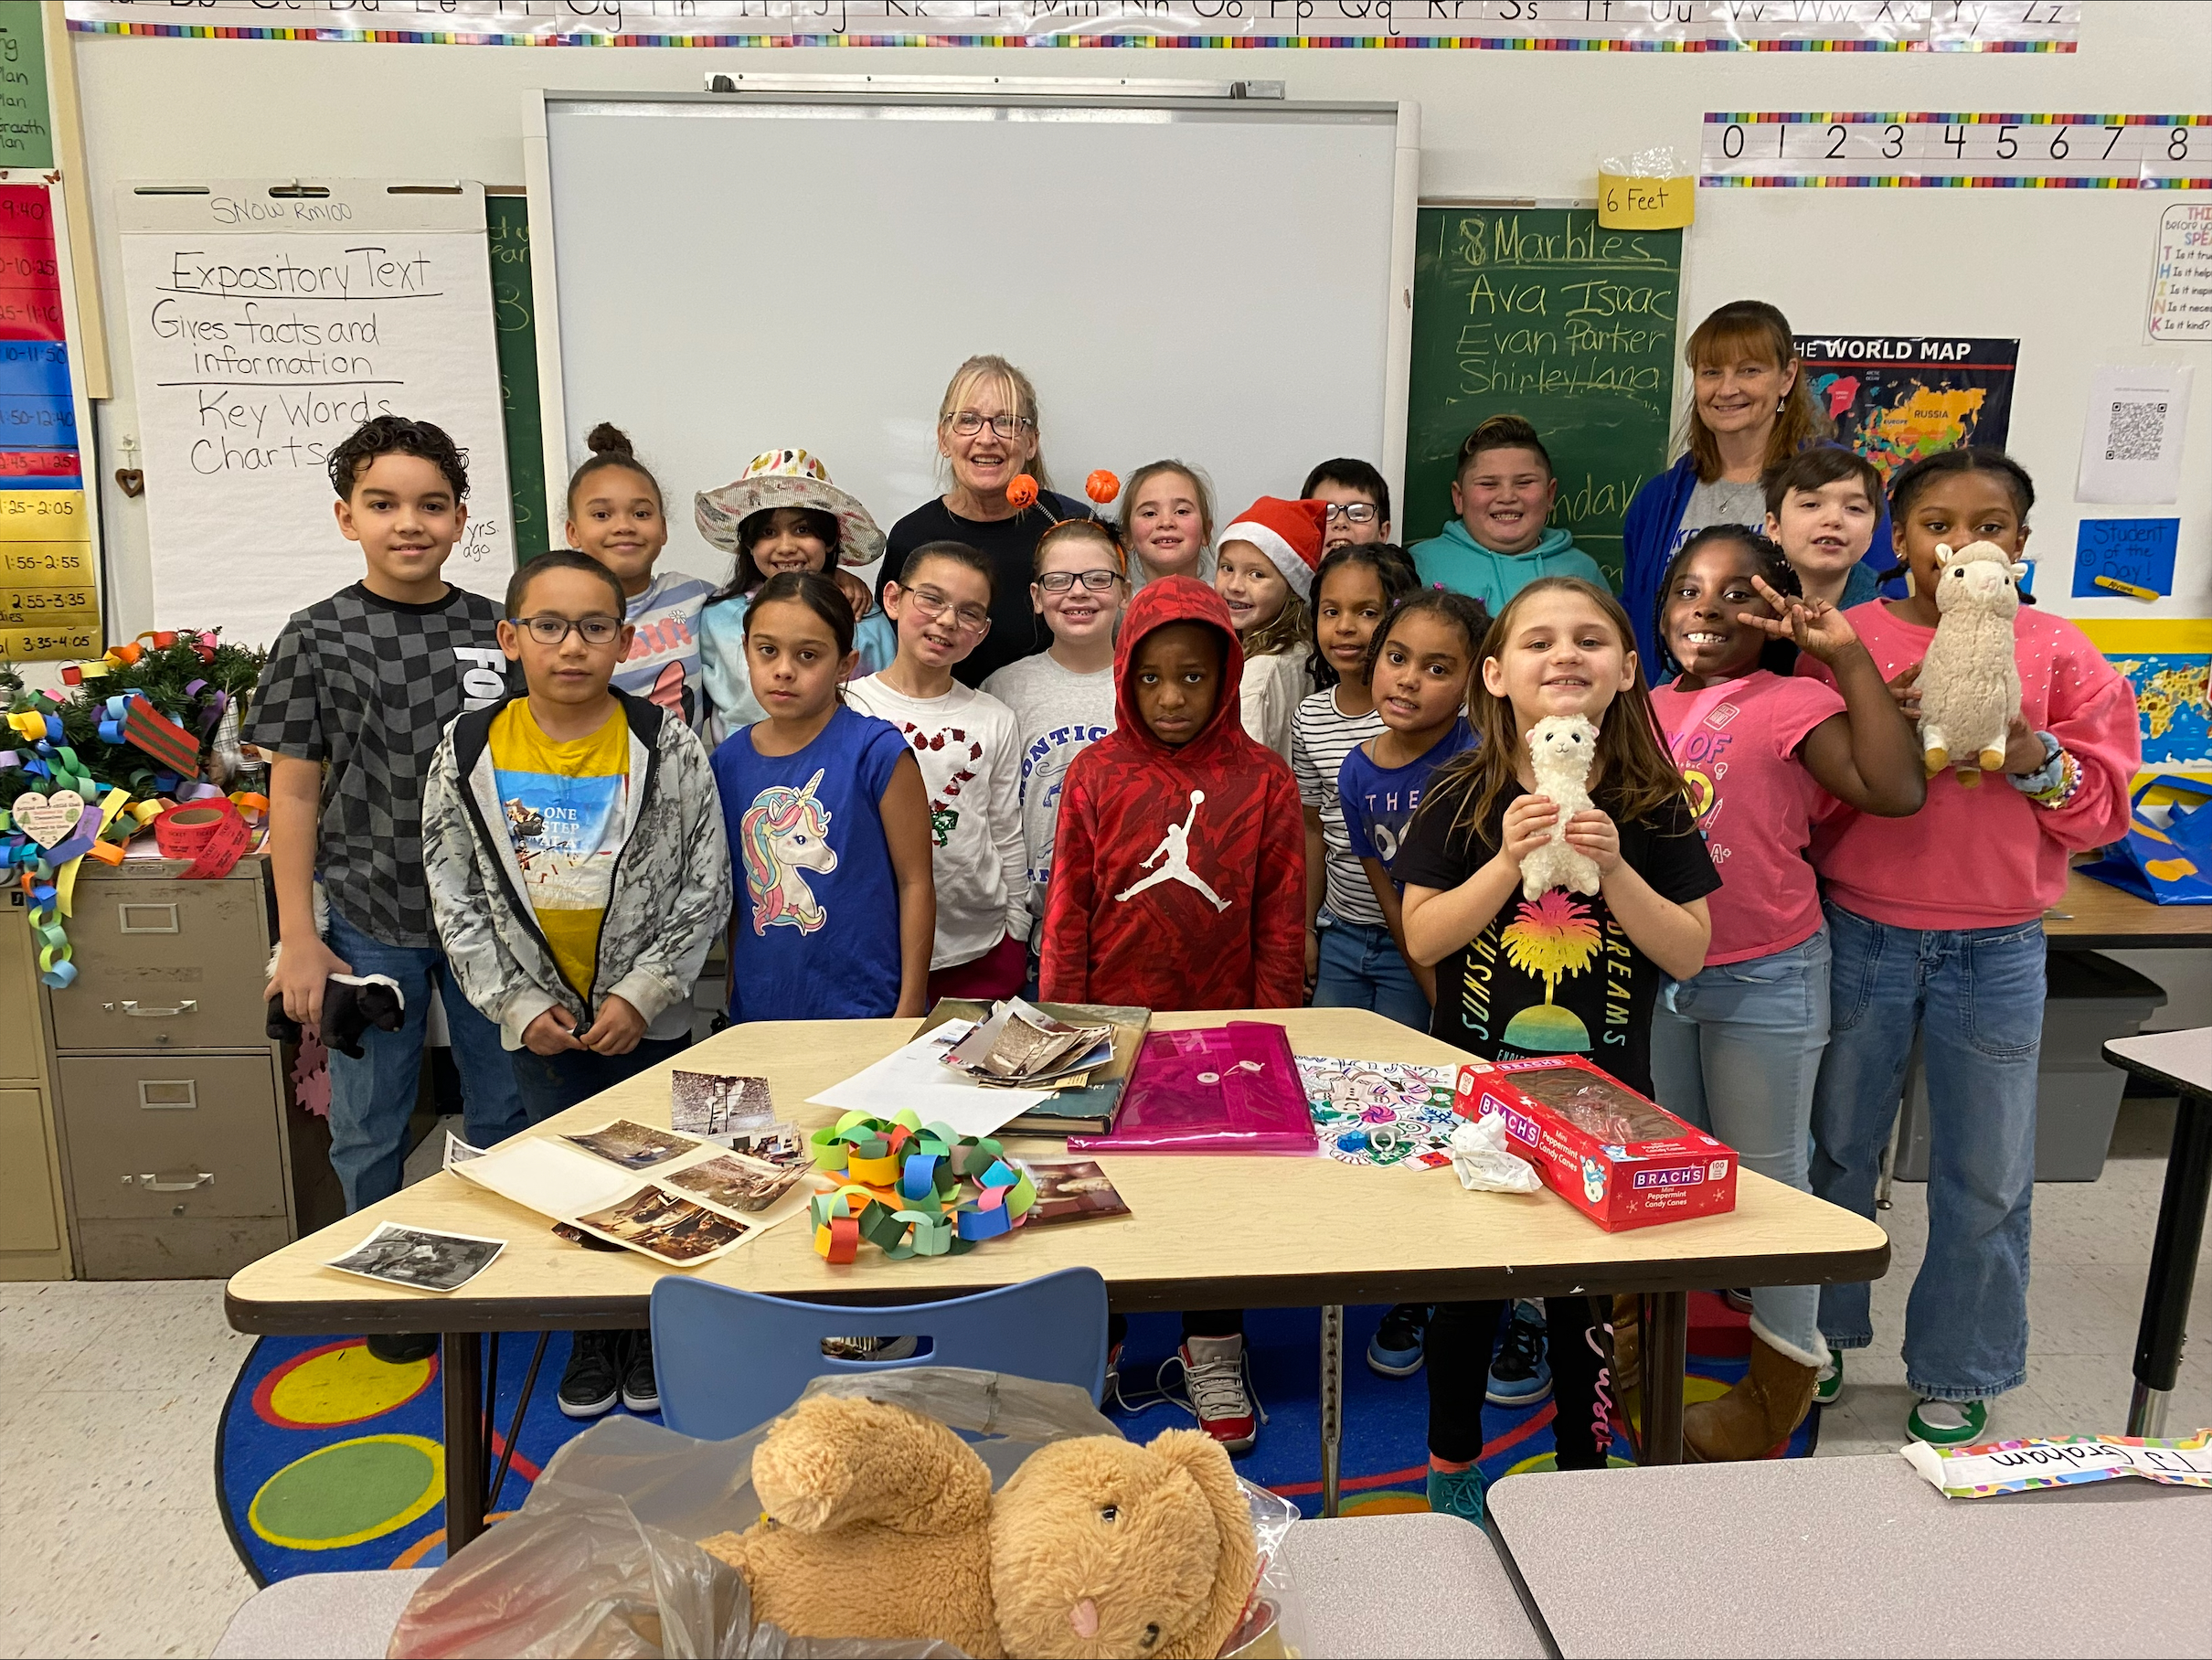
xmin=663 ymin=1151 xmax=811 ymax=1214
xmin=670 ymin=1071 xmax=777 ymax=1140
xmin=322 ymin=1223 xmax=506 ymax=1293
xmin=570 ymin=1185 xmax=754 ymax=1264
xmin=560 ymin=1118 xmax=703 ymax=1171
xmin=1019 ymin=1160 xmax=1132 ymax=1226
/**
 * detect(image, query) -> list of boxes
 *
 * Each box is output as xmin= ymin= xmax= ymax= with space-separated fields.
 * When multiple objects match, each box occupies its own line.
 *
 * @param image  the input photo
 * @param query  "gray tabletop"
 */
xmin=2105 ymin=1027 xmax=2212 ymax=1097
xmin=213 ymin=1515 xmax=1544 ymax=1660
xmin=1488 ymin=1453 xmax=2212 ymax=1659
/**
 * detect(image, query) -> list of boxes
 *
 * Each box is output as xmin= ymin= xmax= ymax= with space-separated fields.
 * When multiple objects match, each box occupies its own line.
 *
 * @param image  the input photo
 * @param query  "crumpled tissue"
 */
xmin=1450 ymin=1113 xmax=1542 ymax=1194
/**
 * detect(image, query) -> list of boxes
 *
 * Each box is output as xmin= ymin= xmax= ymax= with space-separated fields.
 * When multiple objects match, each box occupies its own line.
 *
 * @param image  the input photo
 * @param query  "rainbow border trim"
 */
xmin=65 ymin=19 xmax=2076 ymax=48
xmin=1707 ymin=112 xmax=2210 ymax=125
xmin=1704 ymin=175 xmax=2212 ymax=189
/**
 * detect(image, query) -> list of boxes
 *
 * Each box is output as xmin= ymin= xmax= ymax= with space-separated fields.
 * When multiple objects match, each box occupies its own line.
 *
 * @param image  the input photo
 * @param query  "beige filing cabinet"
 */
xmin=42 ymin=854 xmax=298 ymax=1279
xmin=1 ymin=888 xmax=72 ymax=1279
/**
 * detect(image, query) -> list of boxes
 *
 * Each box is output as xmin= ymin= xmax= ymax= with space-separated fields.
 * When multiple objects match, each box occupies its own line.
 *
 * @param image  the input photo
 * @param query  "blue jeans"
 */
xmin=324 ymin=906 xmax=527 ymax=1213
xmin=511 ymin=1035 xmax=693 ymax=1122
xmin=1810 ymin=901 xmax=2046 ymax=1401
xmin=1651 ymin=927 xmax=1830 ymax=1367
xmin=1312 ymin=913 xmax=1431 ymax=1031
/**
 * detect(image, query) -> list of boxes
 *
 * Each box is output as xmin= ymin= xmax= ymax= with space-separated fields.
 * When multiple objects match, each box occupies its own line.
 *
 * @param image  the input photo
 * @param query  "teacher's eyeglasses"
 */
xmin=944 ymin=411 xmax=1036 ymax=441
xmin=1037 ymin=569 xmax=1123 ymax=594
xmin=512 ymin=614 xmax=623 ymax=645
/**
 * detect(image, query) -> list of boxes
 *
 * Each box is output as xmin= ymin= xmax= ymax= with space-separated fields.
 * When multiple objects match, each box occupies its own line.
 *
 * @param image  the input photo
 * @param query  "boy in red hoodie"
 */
xmin=1043 ymin=575 xmax=1304 ymax=1451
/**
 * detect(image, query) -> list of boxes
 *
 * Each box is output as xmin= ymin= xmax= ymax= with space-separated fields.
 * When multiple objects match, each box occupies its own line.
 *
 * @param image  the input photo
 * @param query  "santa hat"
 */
xmin=1218 ymin=496 xmax=1327 ymax=601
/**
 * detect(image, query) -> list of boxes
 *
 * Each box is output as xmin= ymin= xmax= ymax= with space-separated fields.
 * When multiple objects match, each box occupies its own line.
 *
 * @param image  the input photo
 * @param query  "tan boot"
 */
xmin=1682 ymin=1333 xmax=1820 ymax=1463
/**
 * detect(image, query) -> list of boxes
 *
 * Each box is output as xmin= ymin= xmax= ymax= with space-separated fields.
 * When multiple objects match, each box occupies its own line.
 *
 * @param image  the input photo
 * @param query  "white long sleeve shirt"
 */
xmin=845 ymin=675 xmax=1030 ymax=969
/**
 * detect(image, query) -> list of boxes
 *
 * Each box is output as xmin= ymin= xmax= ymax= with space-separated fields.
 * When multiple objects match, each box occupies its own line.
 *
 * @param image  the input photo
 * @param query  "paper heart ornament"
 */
xmin=12 ymin=789 xmax=87 ymax=848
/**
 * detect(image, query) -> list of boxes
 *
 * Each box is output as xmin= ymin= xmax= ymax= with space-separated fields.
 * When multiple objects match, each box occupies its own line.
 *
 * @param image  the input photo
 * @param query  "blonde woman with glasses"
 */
xmin=880 ymin=354 xmax=1094 ymax=687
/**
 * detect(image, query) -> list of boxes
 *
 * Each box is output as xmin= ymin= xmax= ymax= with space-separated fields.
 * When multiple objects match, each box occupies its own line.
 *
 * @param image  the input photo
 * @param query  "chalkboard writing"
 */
xmin=487 ymin=193 xmax=547 ymax=559
xmin=0 ymin=5 xmax=51 ymax=171
xmin=1406 ymin=208 xmax=1682 ymax=588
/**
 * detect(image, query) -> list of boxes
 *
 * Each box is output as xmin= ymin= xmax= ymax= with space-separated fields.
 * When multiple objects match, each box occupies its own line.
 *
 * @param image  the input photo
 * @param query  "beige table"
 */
xmin=2046 ymin=867 xmax=2212 ymax=951
xmin=227 ymin=1010 xmax=1889 ymax=1545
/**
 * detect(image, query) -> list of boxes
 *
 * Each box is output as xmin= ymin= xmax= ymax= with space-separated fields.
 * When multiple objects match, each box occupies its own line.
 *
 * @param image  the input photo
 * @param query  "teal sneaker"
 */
xmin=1425 ymin=1463 xmax=1486 ymax=1523
xmin=1813 ymin=1346 xmax=1843 ymax=1407
xmin=1909 ymin=1399 xmax=1989 ymax=1446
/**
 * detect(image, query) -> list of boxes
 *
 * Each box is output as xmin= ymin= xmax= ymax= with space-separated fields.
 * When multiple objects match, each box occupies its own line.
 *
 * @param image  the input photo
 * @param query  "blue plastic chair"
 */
xmin=650 ymin=1266 xmax=1111 ymax=1442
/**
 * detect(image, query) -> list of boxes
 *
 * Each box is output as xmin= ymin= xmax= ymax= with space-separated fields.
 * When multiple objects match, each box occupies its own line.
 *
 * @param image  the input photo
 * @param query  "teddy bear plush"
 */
xmin=697 ymin=1393 xmax=1258 ymax=1660
xmin=1917 ymin=539 xmax=2027 ymax=788
xmin=1519 ymin=714 xmax=1603 ymax=899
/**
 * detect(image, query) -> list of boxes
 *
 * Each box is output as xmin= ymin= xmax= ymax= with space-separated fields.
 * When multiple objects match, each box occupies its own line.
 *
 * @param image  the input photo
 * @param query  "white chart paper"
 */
xmin=2076 ymin=364 xmax=2193 ymax=505
xmin=2149 ymin=204 xmax=2212 ymax=344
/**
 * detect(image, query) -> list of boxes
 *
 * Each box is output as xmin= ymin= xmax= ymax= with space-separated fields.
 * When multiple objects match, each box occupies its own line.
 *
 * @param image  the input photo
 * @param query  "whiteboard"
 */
xmin=526 ymin=91 xmax=1416 ymax=584
xmin=117 ymin=180 xmax=514 ymax=643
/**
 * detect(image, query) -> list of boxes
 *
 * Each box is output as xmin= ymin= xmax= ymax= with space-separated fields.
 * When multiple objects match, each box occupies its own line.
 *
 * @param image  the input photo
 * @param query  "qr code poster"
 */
xmin=2079 ymin=364 xmax=2193 ymax=505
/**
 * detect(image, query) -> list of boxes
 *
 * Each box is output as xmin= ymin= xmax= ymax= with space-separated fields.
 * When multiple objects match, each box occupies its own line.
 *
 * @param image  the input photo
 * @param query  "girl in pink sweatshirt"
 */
xmin=1803 ymin=447 xmax=2138 ymax=1447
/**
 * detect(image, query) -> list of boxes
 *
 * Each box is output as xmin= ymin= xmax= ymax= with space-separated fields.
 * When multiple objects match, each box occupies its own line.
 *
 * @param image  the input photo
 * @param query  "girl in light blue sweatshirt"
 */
xmin=1409 ymin=415 xmax=1606 ymax=612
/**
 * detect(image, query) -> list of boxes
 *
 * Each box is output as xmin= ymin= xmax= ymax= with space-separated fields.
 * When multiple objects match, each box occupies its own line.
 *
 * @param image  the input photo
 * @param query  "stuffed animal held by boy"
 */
xmin=1520 ymin=714 xmax=1603 ymax=899
xmin=1916 ymin=539 xmax=2027 ymax=788
xmin=697 ymin=1393 xmax=1256 ymax=1660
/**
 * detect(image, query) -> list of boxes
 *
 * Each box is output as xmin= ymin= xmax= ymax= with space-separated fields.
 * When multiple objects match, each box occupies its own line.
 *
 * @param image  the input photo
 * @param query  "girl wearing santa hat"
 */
xmin=1215 ymin=496 xmax=1325 ymax=762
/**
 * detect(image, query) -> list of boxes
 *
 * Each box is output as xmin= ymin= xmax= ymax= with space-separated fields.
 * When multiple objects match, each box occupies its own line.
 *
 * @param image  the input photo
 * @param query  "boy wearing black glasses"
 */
xmin=249 ymin=417 xmax=526 ymax=1272
xmin=1302 ymin=457 xmax=1395 ymax=552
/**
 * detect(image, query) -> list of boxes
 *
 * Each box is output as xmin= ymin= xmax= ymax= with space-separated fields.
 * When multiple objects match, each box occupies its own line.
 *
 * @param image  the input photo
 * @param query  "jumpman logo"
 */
xmin=1115 ymin=790 xmax=1229 ymax=912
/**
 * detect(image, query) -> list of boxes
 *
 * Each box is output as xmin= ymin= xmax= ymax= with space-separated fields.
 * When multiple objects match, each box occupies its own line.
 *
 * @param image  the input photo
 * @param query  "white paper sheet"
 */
xmin=806 ymin=1021 xmax=1045 ymax=1139
xmin=2076 ymin=363 xmax=2193 ymax=504
xmin=450 ymin=1133 xmax=635 ymax=1218
xmin=2148 ymin=204 xmax=2212 ymax=344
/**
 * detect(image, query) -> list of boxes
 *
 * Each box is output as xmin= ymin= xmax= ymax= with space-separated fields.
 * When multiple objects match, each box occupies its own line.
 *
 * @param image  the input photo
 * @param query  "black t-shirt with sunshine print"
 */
xmin=1392 ymin=779 xmax=1719 ymax=1095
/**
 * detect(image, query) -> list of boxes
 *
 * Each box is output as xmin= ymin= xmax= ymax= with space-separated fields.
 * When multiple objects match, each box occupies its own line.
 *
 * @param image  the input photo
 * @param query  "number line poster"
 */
xmin=1704 ymin=112 xmax=2212 ymax=187
xmin=119 ymin=182 xmax=511 ymax=645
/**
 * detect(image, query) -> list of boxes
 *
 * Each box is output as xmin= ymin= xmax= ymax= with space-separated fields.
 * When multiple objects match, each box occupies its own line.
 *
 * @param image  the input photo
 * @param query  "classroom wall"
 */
xmin=66 ymin=2 xmax=2212 ymax=638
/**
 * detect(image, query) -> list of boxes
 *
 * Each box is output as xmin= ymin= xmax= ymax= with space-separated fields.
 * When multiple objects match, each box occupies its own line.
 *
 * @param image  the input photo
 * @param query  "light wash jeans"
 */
xmin=1651 ymin=926 xmax=1830 ymax=1367
xmin=1811 ymin=901 xmax=2046 ymax=1402
xmin=1312 ymin=912 xmax=1431 ymax=1031
xmin=324 ymin=906 xmax=527 ymax=1213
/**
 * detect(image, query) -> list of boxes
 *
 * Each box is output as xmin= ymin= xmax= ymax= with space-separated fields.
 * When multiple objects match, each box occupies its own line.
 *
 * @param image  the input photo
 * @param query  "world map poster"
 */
xmin=2078 ymin=620 xmax=2212 ymax=781
xmin=1792 ymin=335 xmax=2019 ymax=482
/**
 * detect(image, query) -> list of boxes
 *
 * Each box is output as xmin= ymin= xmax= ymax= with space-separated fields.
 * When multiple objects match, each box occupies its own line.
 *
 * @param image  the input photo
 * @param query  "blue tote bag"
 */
xmin=2078 ymin=774 xmax=2212 ymax=905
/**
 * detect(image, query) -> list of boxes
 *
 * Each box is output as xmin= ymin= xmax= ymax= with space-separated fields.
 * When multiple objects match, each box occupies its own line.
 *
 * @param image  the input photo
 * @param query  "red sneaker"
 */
xmin=1177 ymin=1334 xmax=1257 ymax=1453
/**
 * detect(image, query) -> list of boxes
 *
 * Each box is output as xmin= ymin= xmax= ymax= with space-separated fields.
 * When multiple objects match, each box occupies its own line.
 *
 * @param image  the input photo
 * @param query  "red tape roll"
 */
xmin=154 ymin=800 xmax=251 ymax=879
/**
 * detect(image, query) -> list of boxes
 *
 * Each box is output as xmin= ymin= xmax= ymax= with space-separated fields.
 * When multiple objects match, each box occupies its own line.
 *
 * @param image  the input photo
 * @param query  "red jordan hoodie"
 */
xmin=1041 ymin=577 xmax=1304 ymax=1010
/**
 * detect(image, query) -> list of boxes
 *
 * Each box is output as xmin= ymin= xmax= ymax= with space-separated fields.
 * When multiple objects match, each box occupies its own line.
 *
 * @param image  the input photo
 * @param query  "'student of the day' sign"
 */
xmin=64 ymin=0 xmax=2079 ymax=49
xmin=119 ymin=181 xmax=511 ymax=646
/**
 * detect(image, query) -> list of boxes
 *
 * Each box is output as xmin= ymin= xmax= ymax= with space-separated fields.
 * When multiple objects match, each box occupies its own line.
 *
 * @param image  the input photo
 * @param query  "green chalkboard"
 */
xmin=0 ymin=5 xmax=53 ymax=170
xmin=487 ymin=192 xmax=548 ymax=562
xmin=1405 ymin=207 xmax=1683 ymax=589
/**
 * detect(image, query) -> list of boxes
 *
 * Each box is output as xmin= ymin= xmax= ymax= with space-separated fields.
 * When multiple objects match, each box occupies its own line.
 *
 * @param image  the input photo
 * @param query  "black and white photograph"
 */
xmin=322 ymin=1223 xmax=506 ymax=1293
xmin=669 ymin=1071 xmax=777 ymax=1140
xmin=559 ymin=1118 xmax=702 ymax=1171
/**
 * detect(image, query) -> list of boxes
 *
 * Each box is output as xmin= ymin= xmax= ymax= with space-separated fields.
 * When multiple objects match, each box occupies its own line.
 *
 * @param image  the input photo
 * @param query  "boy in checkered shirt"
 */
xmin=248 ymin=418 xmax=526 ymax=1277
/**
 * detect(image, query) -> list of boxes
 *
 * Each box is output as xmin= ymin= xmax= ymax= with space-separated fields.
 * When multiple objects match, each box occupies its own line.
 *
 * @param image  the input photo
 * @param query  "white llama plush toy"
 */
xmin=1917 ymin=539 xmax=2027 ymax=789
xmin=1521 ymin=714 xmax=1603 ymax=899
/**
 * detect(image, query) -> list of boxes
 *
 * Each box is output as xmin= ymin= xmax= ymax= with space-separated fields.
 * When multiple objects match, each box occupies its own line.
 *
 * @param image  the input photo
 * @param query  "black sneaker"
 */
xmin=1485 ymin=1303 xmax=1553 ymax=1406
xmin=621 ymin=1329 xmax=659 ymax=1415
xmin=1366 ymin=1304 xmax=1429 ymax=1378
xmin=559 ymin=1331 xmax=621 ymax=1420
xmin=366 ymin=1332 xmax=439 ymax=1365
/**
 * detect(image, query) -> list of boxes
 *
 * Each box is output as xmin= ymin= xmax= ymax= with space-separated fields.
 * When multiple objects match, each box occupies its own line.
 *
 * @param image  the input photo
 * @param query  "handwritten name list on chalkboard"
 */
xmin=1405 ymin=208 xmax=1682 ymax=587
xmin=120 ymin=182 xmax=511 ymax=644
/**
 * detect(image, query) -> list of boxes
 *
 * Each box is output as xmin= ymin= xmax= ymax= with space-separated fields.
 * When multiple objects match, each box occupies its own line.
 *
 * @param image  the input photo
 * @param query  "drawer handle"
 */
xmin=104 ymin=999 xmax=199 ymax=1018
xmin=123 ymin=1172 xmax=215 ymax=1192
xmin=117 ymin=902 xmax=181 ymax=934
xmin=138 ymin=1080 xmax=197 ymax=1110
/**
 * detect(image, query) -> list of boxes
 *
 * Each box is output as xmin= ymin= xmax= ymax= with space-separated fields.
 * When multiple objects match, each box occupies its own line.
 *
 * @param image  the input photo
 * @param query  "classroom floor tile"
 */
xmin=1 ymin=1100 xmax=2207 ymax=1657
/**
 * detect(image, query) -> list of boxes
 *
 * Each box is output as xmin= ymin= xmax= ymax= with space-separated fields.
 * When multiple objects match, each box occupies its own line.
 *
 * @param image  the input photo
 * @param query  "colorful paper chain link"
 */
xmin=807 ymin=1109 xmax=1037 ymax=1263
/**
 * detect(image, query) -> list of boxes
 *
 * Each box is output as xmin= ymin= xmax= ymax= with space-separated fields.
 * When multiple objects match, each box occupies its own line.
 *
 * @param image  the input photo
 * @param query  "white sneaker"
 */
xmin=821 ymin=1335 xmax=920 ymax=1361
xmin=1174 ymin=1334 xmax=1258 ymax=1454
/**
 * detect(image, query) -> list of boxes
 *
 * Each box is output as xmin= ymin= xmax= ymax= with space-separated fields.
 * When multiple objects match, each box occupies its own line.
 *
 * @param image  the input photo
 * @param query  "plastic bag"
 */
xmin=388 ymin=1367 xmax=1306 ymax=1659
xmin=1448 ymin=1114 xmax=1542 ymax=1194
xmin=1069 ymin=1024 xmax=1319 ymax=1155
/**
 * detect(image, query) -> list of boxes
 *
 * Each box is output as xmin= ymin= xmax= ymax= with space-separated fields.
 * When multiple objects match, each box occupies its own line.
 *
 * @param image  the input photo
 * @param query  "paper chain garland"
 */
xmin=807 ymin=1110 xmax=1039 ymax=1263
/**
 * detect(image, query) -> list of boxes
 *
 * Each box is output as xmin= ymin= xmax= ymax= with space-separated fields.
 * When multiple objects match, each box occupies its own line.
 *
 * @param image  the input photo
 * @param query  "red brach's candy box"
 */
xmin=1451 ymin=1055 xmax=1738 ymax=1231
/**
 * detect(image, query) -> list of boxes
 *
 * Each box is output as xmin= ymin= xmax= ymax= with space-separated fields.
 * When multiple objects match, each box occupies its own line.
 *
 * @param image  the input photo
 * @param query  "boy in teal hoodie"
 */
xmin=1410 ymin=415 xmax=1606 ymax=612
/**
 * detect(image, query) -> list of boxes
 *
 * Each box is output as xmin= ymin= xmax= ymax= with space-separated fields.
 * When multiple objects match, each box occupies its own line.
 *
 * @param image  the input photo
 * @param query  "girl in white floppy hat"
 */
xmin=697 ymin=449 xmax=896 ymax=743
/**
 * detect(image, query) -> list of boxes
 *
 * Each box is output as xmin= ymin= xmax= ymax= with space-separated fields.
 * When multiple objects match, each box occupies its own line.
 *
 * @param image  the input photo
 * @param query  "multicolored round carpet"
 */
xmin=216 ymin=1295 xmax=1814 ymax=1580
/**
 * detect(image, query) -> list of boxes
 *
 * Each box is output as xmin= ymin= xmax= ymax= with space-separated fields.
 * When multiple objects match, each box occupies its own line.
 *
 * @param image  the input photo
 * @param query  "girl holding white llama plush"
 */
xmin=1392 ymin=577 xmax=1719 ymax=1521
xmin=1646 ymin=526 xmax=1926 ymax=1463
xmin=1801 ymin=448 xmax=2138 ymax=1448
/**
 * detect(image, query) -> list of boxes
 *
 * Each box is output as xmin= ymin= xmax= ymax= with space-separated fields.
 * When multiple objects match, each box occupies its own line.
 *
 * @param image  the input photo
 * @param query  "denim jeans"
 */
xmin=324 ymin=905 xmax=527 ymax=1213
xmin=1651 ymin=927 xmax=1830 ymax=1367
xmin=1810 ymin=901 xmax=2046 ymax=1401
xmin=1312 ymin=913 xmax=1431 ymax=1031
xmin=511 ymin=1035 xmax=693 ymax=1122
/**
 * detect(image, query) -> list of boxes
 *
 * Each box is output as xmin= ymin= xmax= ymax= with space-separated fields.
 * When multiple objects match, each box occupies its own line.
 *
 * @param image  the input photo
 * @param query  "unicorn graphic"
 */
xmin=739 ymin=769 xmax=838 ymax=936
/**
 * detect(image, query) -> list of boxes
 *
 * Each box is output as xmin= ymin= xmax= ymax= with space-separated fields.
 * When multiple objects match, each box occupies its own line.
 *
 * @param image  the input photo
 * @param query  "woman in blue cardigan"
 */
xmin=1622 ymin=300 xmax=1890 ymax=667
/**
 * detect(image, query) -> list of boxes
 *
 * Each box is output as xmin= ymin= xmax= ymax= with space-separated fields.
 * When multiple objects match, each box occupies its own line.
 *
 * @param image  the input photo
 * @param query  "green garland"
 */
xmin=2 ymin=634 xmax=265 ymax=812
